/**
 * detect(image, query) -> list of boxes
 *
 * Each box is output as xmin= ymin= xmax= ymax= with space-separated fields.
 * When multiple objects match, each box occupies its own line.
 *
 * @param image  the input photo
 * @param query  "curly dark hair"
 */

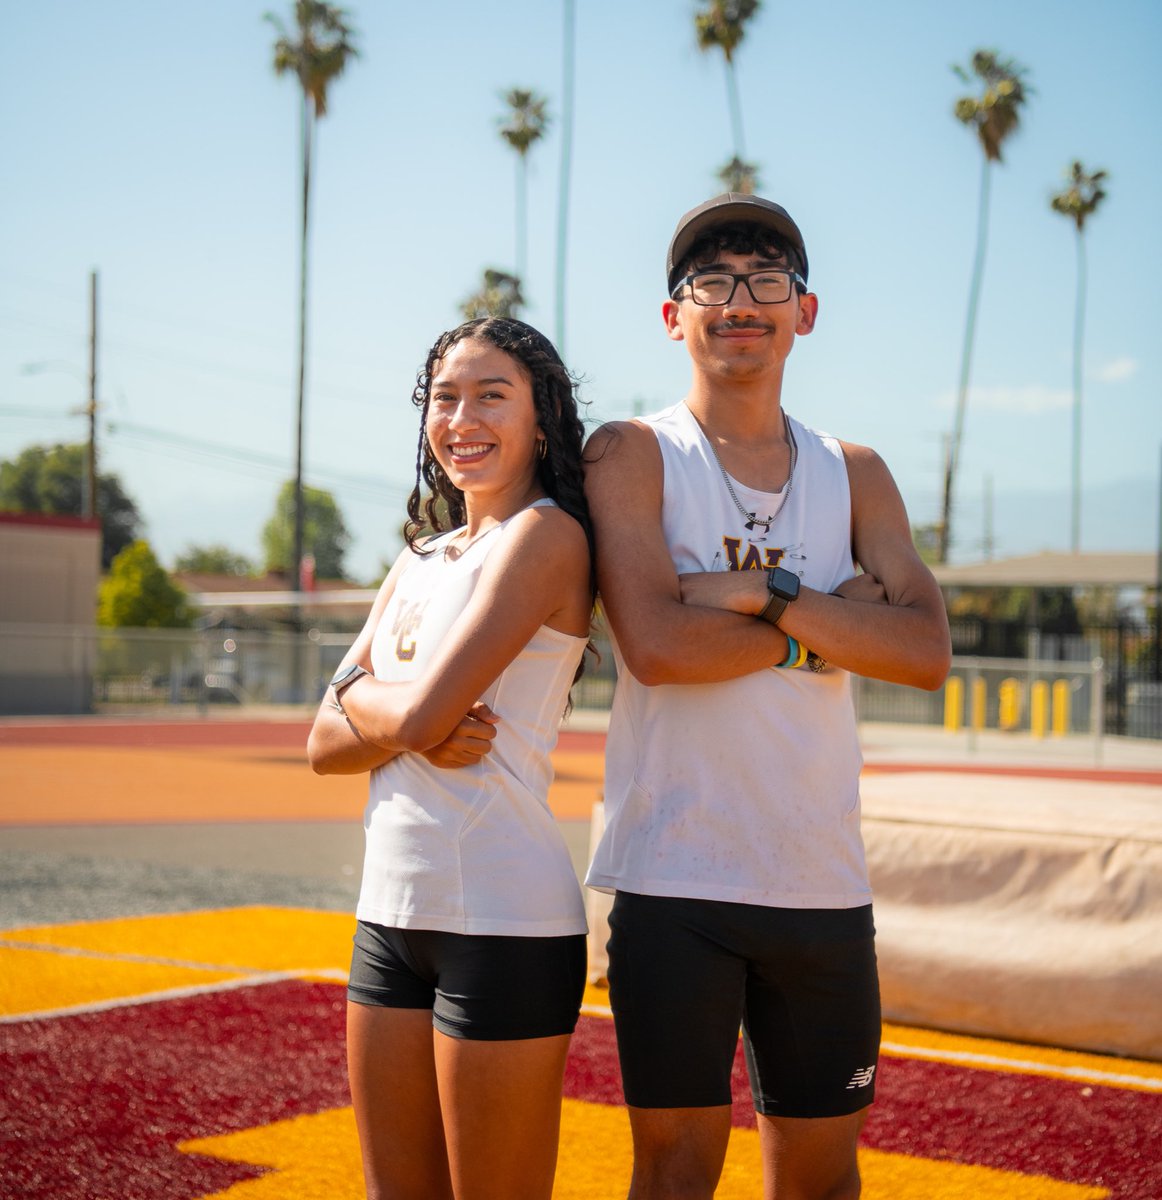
xmin=676 ymin=220 xmax=808 ymax=289
xmin=404 ymin=317 xmax=596 ymax=700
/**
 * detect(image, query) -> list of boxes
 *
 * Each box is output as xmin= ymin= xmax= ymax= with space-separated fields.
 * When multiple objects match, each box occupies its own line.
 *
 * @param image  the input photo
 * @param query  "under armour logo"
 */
xmin=845 ymin=1066 xmax=876 ymax=1090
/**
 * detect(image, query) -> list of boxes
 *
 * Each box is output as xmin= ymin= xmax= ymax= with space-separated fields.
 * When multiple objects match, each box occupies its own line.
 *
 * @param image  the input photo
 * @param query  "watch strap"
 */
xmin=330 ymin=665 xmax=369 ymax=713
xmin=757 ymin=591 xmax=789 ymax=626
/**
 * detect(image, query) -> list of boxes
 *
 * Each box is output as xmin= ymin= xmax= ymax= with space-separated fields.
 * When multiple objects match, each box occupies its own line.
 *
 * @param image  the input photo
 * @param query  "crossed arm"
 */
xmin=583 ymin=422 xmax=951 ymax=690
xmin=307 ymin=547 xmax=498 ymax=775
xmin=307 ymin=506 xmax=591 ymax=775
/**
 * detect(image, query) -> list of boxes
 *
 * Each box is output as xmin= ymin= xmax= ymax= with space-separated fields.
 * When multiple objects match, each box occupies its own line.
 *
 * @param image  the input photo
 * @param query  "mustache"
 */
xmin=714 ymin=317 xmax=773 ymax=332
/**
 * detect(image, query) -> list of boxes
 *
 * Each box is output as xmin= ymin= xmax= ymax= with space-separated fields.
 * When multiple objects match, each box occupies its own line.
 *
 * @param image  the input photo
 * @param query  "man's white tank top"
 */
xmin=357 ymin=499 xmax=588 ymax=937
xmin=586 ymin=402 xmax=870 ymax=909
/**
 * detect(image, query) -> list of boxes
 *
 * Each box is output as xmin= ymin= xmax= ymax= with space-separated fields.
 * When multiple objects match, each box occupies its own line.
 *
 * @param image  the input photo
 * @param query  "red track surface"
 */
xmin=3 ymin=981 xmax=1160 ymax=1199
xmin=1 ymin=718 xmax=1156 ymax=782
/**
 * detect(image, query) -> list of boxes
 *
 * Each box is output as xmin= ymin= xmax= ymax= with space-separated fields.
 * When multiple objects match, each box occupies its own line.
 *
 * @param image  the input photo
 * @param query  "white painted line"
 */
xmin=0 ymin=969 xmax=348 ymax=1024
xmin=881 ymin=1039 xmax=1162 ymax=1092
xmin=0 ymin=936 xmax=294 ymax=975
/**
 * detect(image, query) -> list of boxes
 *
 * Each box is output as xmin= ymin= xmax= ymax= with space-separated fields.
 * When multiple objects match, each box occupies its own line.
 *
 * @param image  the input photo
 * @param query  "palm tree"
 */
xmin=1051 ymin=161 xmax=1108 ymax=552
xmin=554 ymin=0 xmax=576 ymax=354
xmin=938 ymin=49 xmax=1030 ymax=563
xmin=717 ymin=155 xmax=761 ymax=195
xmin=498 ymin=88 xmax=550 ymax=291
xmin=266 ymin=1 xmax=358 ymax=594
xmin=461 ymin=269 xmax=525 ymax=321
xmin=695 ymin=0 xmax=761 ymax=166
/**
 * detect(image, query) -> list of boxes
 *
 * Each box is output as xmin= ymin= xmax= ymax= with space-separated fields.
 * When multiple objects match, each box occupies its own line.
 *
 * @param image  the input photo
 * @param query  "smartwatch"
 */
xmin=329 ymin=664 xmax=369 ymax=712
xmin=756 ymin=566 xmax=800 ymax=627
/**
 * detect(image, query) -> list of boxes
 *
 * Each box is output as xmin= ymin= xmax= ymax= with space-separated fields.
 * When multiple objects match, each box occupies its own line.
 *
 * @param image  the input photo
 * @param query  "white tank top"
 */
xmin=357 ymin=499 xmax=588 ymax=937
xmin=586 ymin=402 xmax=869 ymax=909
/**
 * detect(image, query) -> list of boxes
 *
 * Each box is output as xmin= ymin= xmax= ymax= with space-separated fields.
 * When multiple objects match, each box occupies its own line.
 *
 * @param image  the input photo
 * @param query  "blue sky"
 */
xmin=3 ymin=0 xmax=1160 ymax=581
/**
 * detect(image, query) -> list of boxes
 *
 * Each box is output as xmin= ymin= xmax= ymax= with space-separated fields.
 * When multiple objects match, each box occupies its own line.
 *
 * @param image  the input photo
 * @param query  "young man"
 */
xmin=583 ymin=193 xmax=951 ymax=1200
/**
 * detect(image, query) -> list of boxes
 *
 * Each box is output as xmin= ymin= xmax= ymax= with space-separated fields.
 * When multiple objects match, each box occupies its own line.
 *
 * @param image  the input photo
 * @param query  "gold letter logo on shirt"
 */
xmin=722 ymin=536 xmax=788 ymax=572
xmin=393 ymin=599 xmax=428 ymax=662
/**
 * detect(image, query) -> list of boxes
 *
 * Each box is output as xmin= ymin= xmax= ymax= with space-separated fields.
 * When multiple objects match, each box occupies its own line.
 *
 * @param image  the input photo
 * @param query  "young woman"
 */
xmin=307 ymin=317 xmax=593 ymax=1200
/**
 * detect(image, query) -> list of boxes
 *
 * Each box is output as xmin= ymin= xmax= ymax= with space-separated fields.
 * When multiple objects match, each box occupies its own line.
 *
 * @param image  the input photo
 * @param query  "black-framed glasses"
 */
xmin=671 ymin=268 xmax=806 ymax=306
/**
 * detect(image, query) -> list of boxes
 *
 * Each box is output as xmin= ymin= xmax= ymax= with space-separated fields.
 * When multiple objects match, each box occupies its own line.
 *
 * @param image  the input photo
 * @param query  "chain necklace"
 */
xmin=700 ymin=412 xmax=797 ymax=539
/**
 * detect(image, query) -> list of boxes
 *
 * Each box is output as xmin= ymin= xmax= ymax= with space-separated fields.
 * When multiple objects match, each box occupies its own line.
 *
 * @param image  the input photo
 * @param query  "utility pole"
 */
xmin=982 ymin=472 xmax=994 ymax=561
xmin=85 ymin=270 xmax=98 ymax=521
xmin=1154 ymin=444 xmax=1161 ymax=681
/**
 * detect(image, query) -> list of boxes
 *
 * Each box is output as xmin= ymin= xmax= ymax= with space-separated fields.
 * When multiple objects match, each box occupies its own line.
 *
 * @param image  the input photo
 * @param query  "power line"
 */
xmin=105 ymin=419 xmax=411 ymax=506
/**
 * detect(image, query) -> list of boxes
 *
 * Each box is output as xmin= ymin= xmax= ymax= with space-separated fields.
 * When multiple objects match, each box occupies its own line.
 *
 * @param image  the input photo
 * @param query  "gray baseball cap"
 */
xmin=666 ymin=193 xmax=809 ymax=292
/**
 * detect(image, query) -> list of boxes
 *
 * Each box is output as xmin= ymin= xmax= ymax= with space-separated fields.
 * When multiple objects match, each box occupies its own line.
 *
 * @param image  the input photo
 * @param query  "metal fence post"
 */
xmin=1091 ymin=656 xmax=1105 ymax=765
xmin=966 ymin=659 xmax=980 ymax=755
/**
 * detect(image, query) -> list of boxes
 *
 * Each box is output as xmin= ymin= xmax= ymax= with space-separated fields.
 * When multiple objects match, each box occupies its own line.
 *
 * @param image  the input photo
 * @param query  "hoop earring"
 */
xmin=538 ymin=438 xmax=548 ymax=460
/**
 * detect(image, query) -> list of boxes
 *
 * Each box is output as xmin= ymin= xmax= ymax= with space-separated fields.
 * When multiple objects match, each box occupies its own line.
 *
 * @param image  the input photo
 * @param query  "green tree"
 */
xmin=460 ymin=269 xmax=525 ymax=320
xmin=261 ymin=480 xmax=351 ymax=579
xmin=174 ymin=544 xmax=257 ymax=576
xmin=0 ymin=442 xmax=142 ymax=569
xmin=1051 ymin=161 xmax=1108 ymax=552
xmin=267 ymin=0 xmax=358 ymax=590
xmin=498 ymin=87 xmax=550 ymax=289
xmin=97 ymin=540 xmax=191 ymax=629
xmin=716 ymin=154 xmax=761 ymax=195
xmin=695 ymin=0 xmax=761 ymax=188
xmin=939 ymin=49 xmax=1031 ymax=563
xmin=911 ymin=522 xmax=943 ymax=567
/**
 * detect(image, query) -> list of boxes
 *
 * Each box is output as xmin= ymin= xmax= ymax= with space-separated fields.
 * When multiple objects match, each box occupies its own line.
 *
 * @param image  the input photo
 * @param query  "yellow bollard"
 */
xmin=944 ymin=677 xmax=964 ymax=732
xmin=998 ymin=678 xmax=1021 ymax=730
xmin=1051 ymin=679 xmax=1070 ymax=737
xmin=971 ymin=677 xmax=987 ymax=731
xmin=1030 ymin=680 xmax=1049 ymax=738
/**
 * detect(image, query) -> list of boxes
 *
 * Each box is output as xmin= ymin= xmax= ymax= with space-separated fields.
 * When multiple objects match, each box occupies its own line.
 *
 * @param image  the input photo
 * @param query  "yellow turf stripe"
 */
xmin=8 ymin=908 xmax=1159 ymax=1102
xmin=179 ymin=1099 xmax=1108 ymax=1200
xmin=0 ymin=944 xmax=243 ymax=1019
xmin=2 ymin=907 xmax=356 ymax=976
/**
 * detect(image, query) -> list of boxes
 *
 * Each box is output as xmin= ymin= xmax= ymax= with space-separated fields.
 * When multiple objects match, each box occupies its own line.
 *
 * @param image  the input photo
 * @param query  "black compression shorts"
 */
xmin=347 ymin=920 xmax=587 ymax=1041
xmin=607 ymin=892 xmax=880 ymax=1118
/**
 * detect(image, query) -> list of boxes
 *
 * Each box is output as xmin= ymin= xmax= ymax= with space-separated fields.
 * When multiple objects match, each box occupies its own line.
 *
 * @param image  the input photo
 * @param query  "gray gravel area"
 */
xmin=1 ymin=818 xmax=594 ymax=931
xmin=0 ymin=848 xmax=359 ymax=930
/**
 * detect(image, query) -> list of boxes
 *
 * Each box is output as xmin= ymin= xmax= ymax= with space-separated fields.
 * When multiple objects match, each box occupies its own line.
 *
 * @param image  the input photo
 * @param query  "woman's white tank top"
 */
xmin=358 ymin=500 xmax=588 ymax=936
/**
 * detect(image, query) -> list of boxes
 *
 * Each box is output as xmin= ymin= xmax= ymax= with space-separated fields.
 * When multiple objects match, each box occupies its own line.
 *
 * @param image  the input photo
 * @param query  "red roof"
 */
xmin=0 ymin=511 xmax=102 ymax=532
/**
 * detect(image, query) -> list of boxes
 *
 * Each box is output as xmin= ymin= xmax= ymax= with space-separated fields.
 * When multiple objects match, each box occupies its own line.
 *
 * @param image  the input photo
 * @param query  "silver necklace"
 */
xmin=701 ymin=412 xmax=797 ymax=538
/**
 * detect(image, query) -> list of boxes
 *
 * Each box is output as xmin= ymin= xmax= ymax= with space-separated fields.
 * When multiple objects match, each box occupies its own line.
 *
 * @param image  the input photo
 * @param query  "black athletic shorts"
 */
xmin=607 ymin=892 xmax=881 ymax=1118
xmin=347 ymin=920 xmax=587 ymax=1041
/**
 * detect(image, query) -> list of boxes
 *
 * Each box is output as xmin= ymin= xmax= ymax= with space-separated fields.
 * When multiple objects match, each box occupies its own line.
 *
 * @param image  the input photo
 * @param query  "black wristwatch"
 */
xmin=329 ymin=664 xmax=369 ymax=713
xmin=756 ymin=566 xmax=800 ymax=627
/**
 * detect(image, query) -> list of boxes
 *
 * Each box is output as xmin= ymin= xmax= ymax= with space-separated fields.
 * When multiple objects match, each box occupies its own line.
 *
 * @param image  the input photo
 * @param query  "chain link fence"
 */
xmin=1 ymin=622 xmax=1152 ymax=748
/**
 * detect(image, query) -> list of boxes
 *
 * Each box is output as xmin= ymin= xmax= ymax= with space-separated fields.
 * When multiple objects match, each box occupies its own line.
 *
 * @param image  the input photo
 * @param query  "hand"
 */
xmin=834 ymin=571 xmax=888 ymax=605
xmin=678 ymin=570 xmax=767 ymax=616
xmin=420 ymin=702 xmax=499 ymax=768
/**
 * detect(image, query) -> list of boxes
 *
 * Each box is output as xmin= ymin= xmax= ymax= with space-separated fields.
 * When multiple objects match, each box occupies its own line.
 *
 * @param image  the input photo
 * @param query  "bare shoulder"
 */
xmin=583 ymin=419 xmax=660 ymax=469
xmin=583 ymin=420 xmax=662 ymax=520
xmin=839 ymin=439 xmax=902 ymax=503
xmin=839 ymin=439 xmax=891 ymax=476
xmin=492 ymin=502 xmax=589 ymax=572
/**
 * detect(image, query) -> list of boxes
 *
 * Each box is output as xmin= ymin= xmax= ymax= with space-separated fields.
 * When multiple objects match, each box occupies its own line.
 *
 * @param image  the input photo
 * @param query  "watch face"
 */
xmin=331 ymin=664 xmax=362 ymax=689
xmin=769 ymin=567 xmax=800 ymax=600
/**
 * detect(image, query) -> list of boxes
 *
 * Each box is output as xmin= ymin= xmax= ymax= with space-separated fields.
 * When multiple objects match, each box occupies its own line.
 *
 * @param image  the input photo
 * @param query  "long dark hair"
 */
xmin=405 ymin=317 xmax=593 ymax=576
xmin=404 ymin=317 xmax=596 ymax=702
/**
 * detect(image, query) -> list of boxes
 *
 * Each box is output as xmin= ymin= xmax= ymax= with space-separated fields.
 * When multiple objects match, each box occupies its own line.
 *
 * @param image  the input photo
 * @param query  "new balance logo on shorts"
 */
xmin=845 ymin=1065 xmax=876 ymax=1090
